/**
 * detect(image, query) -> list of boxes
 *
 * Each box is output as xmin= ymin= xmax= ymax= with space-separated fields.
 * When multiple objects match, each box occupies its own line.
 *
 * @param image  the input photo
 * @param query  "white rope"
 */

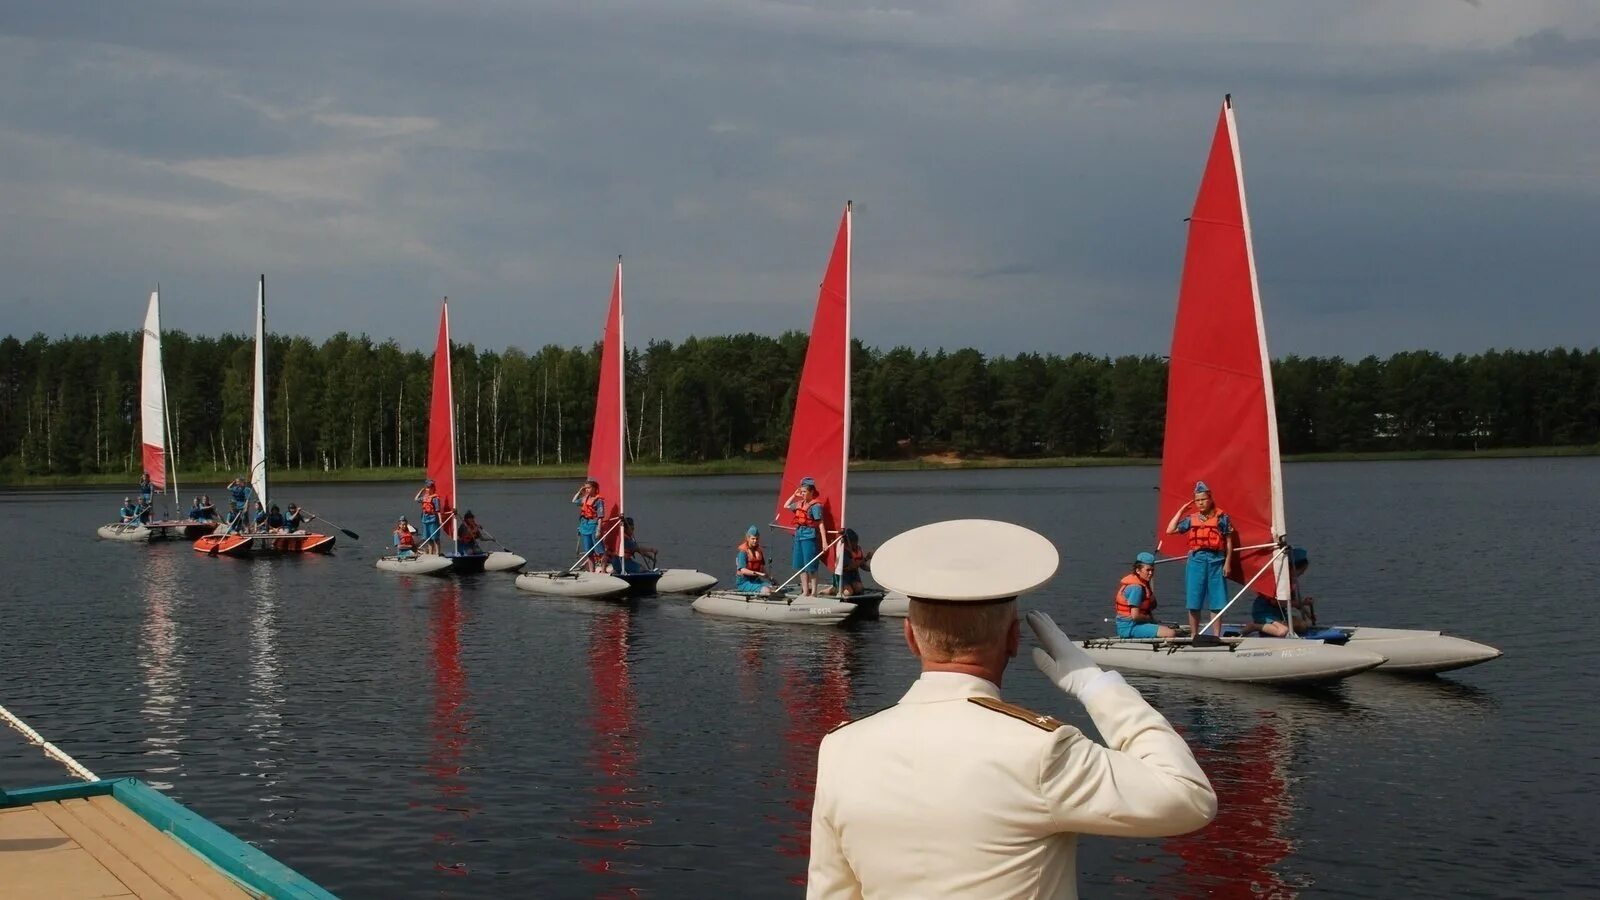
xmin=0 ymin=703 xmax=100 ymax=783
xmin=772 ymin=533 xmax=845 ymax=599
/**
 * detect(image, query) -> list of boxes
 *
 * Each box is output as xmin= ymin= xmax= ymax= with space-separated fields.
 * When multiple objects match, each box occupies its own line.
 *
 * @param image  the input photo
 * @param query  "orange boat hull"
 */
xmin=193 ymin=532 xmax=336 ymax=556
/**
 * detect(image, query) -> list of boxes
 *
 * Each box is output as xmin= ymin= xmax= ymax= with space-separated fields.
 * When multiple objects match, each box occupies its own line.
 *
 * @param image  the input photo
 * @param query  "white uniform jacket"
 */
xmin=807 ymin=671 xmax=1217 ymax=899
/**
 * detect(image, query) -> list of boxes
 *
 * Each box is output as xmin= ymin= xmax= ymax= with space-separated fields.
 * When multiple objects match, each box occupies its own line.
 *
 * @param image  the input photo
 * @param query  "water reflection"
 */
xmin=1155 ymin=708 xmax=1298 ymax=898
xmin=247 ymin=563 xmax=286 ymax=814
xmin=777 ymin=633 xmax=855 ymax=887
xmin=426 ymin=583 xmax=477 ymax=878
xmin=572 ymin=604 xmax=651 ymax=895
xmin=138 ymin=549 xmax=185 ymax=790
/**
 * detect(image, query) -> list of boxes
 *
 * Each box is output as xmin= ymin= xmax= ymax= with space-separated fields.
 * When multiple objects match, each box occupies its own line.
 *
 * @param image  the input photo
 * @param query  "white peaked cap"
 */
xmin=872 ymin=519 xmax=1059 ymax=602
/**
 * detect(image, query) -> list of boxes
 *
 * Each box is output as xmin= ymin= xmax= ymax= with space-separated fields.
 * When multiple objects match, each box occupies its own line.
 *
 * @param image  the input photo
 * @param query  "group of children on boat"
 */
xmin=1115 ymin=480 xmax=1317 ymax=640
xmin=733 ymin=476 xmax=872 ymax=597
xmin=115 ymin=472 xmax=311 ymax=537
xmin=390 ymin=478 xmax=490 ymax=559
xmin=396 ymin=473 xmax=872 ymax=591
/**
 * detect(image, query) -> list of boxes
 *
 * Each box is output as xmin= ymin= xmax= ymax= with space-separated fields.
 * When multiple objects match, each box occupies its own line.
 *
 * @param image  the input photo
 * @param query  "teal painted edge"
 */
xmin=112 ymin=779 xmax=340 ymax=900
xmin=1 ymin=779 xmax=338 ymax=900
xmin=0 ymin=779 xmax=112 ymax=806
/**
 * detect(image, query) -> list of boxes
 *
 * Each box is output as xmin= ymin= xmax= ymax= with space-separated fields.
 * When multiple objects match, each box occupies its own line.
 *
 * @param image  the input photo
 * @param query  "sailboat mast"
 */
xmin=155 ymin=286 xmax=181 ymax=511
xmin=444 ymin=299 xmax=458 ymax=550
xmin=838 ymin=202 xmax=853 ymax=566
xmin=251 ymin=275 xmax=269 ymax=512
xmin=615 ymin=256 xmax=626 ymax=553
xmin=1225 ymin=98 xmax=1288 ymax=600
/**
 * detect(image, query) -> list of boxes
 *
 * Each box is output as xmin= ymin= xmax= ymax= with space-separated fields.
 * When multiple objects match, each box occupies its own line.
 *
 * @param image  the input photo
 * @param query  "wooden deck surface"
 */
xmin=0 ymin=797 xmax=255 ymax=899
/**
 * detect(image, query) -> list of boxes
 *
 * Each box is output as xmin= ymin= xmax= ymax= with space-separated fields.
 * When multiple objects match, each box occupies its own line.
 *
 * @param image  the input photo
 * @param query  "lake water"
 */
xmin=2 ymin=459 xmax=1595 ymax=898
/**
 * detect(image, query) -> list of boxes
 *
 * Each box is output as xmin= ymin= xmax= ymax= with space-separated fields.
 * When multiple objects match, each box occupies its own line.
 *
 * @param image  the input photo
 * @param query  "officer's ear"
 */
xmin=1006 ymin=616 xmax=1020 ymax=658
xmin=903 ymin=619 xmax=922 ymax=659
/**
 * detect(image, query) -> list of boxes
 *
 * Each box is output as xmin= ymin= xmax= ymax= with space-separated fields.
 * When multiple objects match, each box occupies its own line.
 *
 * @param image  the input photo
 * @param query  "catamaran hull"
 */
xmin=655 ymin=568 xmax=718 ymax=594
xmin=1079 ymin=637 xmax=1386 ymax=685
xmin=193 ymin=532 xmax=336 ymax=556
xmin=1339 ymin=626 xmax=1502 ymax=674
xmin=515 ymin=570 xmax=632 ymax=599
xmin=692 ymin=590 xmax=880 ymax=626
xmin=98 ymin=523 xmax=151 ymax=542
xmin=98 ymin=520 xmax=215 ymax=542
xmin=880 ymin=591 xmax=909 ymax=618
xmin=614 ymin=570 xmax=664 ymax=595
xmin=483 ymin=551 xmax=527 ymax=572
xmin=375 ymin=554 xmax=453 ymax=575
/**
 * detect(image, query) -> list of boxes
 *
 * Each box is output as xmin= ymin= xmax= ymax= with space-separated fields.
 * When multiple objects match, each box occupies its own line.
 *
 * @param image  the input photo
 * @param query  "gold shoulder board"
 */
xmin=968 ymin=696 xmax=1064 ymax=731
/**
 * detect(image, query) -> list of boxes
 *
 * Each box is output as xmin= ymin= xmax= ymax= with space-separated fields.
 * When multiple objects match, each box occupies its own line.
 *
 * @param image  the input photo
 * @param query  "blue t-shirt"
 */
xmin=789 ymin=501 xmax=824 ymax=540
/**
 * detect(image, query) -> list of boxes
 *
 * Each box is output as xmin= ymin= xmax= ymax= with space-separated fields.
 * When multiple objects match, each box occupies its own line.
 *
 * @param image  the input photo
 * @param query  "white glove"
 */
xmin=1026 ymin=610 xmax=1106 ymax=700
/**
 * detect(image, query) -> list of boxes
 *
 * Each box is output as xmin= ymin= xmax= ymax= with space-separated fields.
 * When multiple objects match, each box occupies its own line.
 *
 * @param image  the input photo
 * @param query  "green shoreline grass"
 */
xmin=5 ymin=444 xmax=1596 ymax=489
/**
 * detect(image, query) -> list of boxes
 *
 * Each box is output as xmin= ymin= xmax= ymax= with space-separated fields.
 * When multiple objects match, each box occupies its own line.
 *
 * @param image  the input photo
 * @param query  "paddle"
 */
xmin=302 ymin=510 xmax=359 ymax=541
xmin=478 ymin=529 xmax=518 ymax=555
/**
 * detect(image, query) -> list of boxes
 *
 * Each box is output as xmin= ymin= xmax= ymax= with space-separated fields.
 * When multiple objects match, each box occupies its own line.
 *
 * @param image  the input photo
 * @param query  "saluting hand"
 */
xmin=1025 ymin=611 xmax=1106 ymax=701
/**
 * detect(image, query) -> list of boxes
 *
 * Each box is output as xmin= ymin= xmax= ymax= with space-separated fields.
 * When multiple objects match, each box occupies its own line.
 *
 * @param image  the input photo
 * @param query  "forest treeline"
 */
xmin=2 ymin=330 xmax=1598 ymax=480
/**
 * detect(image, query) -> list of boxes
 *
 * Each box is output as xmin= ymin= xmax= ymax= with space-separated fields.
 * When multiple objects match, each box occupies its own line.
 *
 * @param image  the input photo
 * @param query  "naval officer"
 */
xmin=808 ymin=519 xmax=1217 ymax=900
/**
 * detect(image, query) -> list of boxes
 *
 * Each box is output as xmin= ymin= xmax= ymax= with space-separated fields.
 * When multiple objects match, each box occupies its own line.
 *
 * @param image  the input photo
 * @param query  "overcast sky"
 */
xmin=1 ymin=1 xmax=1596 ymax=358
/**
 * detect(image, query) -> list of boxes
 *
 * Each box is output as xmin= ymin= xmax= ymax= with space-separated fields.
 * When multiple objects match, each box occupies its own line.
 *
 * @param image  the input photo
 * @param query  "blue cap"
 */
xmin=425 ymin=479 xmax=435 ymax=486
xmin=1291 ymin=547 xmax=1309 ymax=565
xmin=746 ymin=525 xmax=761 ymax=537
xmin=1194 ymin=480 xmax=1210 ymax=494
xmin=1135 ymin=551 xmax=1157 ymax=566
xmin=799 ymin=476 xmax=816 ymax=488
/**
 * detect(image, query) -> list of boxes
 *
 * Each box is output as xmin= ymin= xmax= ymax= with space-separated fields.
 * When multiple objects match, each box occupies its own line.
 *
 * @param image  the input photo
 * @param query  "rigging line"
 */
xmin=0 ymin=703 xmax=100 ymax=783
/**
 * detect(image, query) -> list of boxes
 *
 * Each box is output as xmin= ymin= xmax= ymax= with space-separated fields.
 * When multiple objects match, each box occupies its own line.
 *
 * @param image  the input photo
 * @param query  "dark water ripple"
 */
xmin=3 ymin=459 xmax=1597 ymax=897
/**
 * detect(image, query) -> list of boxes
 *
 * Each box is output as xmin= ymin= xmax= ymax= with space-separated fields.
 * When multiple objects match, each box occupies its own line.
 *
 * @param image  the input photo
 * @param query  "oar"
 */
xmin=302 ymin=511 xmax=360 ymax=540
xmin=479 ymin=529 xmax=519 ymax=556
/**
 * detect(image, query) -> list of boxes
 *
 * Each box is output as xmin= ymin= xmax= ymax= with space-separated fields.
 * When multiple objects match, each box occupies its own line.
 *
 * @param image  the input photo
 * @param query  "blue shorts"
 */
xmin=836 ymin=571 xmax=863 ymax=592
xmin=1116 ymin=617 xmax=1162 ymax=639
xmin=1252 ymin=596 xmax=1286 ymax=625
xmin=421 ymin=514 xmax=440 ymax=538
xmin=580 ymin=531 xmax=600 ymax=554
xmin=793 ymin=537 xmax=821 ymax=573
xmin=1185 ymin=552 xmax=1227 ymax=611
xmin=735 ymin=577 xmax=769 ymax=593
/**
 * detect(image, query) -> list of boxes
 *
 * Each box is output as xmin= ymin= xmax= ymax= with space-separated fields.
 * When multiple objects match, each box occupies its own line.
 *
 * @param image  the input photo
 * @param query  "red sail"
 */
xmin=775 ymin=205 xmax=851 ymax=569
xmin=427 ymin=301 xmax=457 ymax=540
xmin=587 ymin=261 xmax=627 ymax=556
xmin=1156 ymin=99 xmax=1289 ymax=601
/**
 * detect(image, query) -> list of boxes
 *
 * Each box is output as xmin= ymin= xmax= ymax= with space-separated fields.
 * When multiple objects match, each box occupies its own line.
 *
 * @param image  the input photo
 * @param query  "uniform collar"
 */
xmin=899 ymin=671 xmax=1002 ymax=704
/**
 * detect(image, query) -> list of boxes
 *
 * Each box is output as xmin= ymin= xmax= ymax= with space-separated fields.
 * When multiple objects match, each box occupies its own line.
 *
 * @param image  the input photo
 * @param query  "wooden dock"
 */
xmin=0 ymin=796 xmax=255 ymax=899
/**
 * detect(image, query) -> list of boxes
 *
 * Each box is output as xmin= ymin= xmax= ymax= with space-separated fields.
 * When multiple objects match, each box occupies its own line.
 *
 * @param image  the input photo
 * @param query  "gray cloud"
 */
xmin=1 ymin=1 xmax=1598 ymax=359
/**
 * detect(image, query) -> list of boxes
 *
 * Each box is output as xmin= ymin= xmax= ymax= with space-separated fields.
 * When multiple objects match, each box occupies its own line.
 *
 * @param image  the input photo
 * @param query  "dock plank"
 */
xmin=33 ymin=800 xmax=189 ymax=900
xmin=0 ymin=839 xmax=133 ymax=898
xmin=83 ymin=795 xmax=256 ymax=899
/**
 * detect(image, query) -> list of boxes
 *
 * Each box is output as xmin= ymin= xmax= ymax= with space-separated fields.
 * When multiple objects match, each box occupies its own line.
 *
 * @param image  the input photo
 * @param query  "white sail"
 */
xmin=250 ymin=276 xmax=269 ymax=511
xmin=140 ymin=290 xmax=167 ymax=491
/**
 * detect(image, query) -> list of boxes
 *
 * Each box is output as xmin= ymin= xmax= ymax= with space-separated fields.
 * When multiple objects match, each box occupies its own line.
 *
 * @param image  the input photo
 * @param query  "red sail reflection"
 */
xmin=424 ymin=583 xmax=476 ymax=878
xmin=1155 ymin=712 xmax=1295 ymax=899
xmin=572 ymin=606 xmax=651 ymax=895
xmin=778 ymin=634 xmax=854 ymax=886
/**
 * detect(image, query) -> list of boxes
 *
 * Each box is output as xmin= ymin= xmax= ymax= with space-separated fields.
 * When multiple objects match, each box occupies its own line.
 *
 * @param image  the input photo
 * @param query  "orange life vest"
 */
xmin=843 ymin=544 xmax=865 ymax=573
xmin=739 ymin=541 xmax=765 ymax=574
xmin=396 ymin=529 xmax=416 ymax=551
xmin=1114 ymin=573 xmax=1155 ymax=618
xmin=420 ymin=491 xmax=439 ymax=516
xmin=458 ymin=520 xmax=481 ymax=543
xmin=1185 ymin=510 xmax=1228 ymax=553
xmin=580 ymin=494 xmax=603 ymax=520
xmin=791 ymin=494 xmax=826 ymax=530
